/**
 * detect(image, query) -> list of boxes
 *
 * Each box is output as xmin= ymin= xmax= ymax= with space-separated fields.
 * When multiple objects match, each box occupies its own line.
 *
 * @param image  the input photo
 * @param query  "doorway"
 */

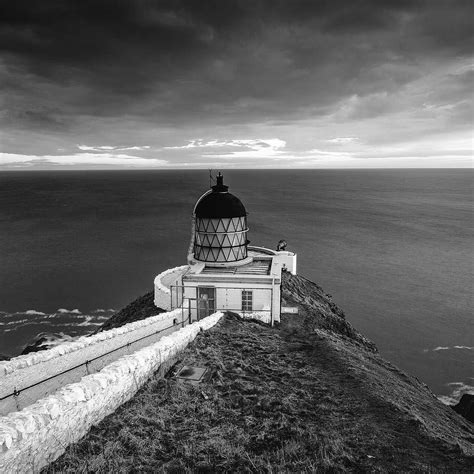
xmin=197 ymin=287 xmax=216 ymax=320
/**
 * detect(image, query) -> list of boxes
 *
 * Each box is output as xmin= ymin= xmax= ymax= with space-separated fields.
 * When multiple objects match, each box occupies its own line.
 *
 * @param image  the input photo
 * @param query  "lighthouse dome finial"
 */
xmin=212 ymin=172 xmax=228 ymax=192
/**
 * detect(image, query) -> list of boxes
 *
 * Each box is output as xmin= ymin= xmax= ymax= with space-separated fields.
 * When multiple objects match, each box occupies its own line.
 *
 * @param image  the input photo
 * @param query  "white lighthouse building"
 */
xmin=154 ymin=173 xmax=296 ymax=325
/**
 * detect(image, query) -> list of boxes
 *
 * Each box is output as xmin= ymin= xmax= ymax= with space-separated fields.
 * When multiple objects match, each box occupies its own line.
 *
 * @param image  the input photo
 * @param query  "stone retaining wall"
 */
xmin=0 ymin=312 xmax=223 ymax=473
xmin=0 ymin=308 xmax=188 ymax=416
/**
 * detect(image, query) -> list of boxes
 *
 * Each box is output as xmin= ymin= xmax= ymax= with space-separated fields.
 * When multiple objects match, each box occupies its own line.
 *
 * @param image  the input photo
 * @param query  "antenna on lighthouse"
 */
xmin=208 ymin=169 xmax=214 ymax=189
xmin=209 ymin=169 xmax=219 ymax=189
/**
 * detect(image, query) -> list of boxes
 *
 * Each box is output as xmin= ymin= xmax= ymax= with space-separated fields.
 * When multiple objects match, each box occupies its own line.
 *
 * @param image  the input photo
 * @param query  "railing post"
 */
xmin=13 ymin=387 xmax=21 ymax=412
xmin=182 ymin=297 xmax=185 ymax=327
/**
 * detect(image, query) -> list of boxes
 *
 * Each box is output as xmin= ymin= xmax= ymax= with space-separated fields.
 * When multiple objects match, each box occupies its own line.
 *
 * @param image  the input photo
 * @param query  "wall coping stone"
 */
xmin=0 ymin=306 xmax=185 ymax=376
xmin=154 ymin=265 xmax=189 ymax=294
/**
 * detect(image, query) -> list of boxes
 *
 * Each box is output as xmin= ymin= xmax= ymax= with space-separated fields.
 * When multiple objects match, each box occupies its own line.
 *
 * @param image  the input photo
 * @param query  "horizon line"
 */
xmin=1 ymin=167 xmax=473 ymax=172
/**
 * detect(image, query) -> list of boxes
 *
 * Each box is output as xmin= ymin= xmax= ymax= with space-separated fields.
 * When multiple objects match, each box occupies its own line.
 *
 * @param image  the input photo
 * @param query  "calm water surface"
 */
xmin=0 ymin=169 xmax=472 ymax=402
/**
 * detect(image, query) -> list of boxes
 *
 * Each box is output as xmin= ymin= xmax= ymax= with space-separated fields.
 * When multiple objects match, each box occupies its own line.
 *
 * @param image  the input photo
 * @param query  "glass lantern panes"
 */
xmin=194 ymin=216 xmax=248 ymax=263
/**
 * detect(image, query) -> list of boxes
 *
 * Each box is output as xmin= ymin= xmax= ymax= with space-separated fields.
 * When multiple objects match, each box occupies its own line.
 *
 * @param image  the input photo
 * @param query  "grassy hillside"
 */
xmin=98 ymin=291 xmax=163 ymax=332
xmin=280 ymin=272 xmax=377 ymax=351
xmin=46 ymin=272 xmax=474 ymax=472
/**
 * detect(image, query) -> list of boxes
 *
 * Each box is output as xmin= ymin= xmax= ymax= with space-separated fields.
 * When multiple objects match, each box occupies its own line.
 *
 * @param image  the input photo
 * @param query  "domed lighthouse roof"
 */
xmin=190 ymin=173 xmax=251 ymax=266
xmin=195 ymin=174 xmax=247 ymax=218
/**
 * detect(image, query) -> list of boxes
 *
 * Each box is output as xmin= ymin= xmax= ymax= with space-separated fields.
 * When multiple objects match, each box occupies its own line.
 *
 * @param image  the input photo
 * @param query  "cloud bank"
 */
xmin=0 ymin=0 xmax=472 ymax=169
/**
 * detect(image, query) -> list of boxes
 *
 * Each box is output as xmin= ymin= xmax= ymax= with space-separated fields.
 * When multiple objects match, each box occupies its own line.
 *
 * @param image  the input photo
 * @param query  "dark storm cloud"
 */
xmin=0 ymin=0 xmax=472 ymax=169
xmin=1 ymin=0 xmax=472 ymax=129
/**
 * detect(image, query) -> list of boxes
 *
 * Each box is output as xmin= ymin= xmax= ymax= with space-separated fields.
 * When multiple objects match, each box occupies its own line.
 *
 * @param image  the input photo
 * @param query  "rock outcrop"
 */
xmin=20 ymin=332 xmax=76 ymax=355
xmin=453 ymin=394 xmax=474 ymax=423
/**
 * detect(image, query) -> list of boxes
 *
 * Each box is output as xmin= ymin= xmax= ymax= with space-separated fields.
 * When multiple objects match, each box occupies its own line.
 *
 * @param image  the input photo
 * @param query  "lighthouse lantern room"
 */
xmin=192 ymin=173 xmax=250 ymax=265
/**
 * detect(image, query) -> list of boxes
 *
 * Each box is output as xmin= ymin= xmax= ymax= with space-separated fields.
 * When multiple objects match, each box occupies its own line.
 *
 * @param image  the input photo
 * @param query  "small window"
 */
xmin=242 ymin=290 xmax=253 ymax=311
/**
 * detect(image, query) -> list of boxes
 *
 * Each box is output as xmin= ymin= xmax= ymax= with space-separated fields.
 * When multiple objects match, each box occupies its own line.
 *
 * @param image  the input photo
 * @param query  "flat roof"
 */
xmin=201 ymin=258 xmax=271 ymax=276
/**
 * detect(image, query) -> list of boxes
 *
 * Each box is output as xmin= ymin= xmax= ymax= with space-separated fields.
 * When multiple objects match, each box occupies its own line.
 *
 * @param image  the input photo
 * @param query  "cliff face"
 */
xmin=48 ymin=271 xmax=473 ymax=472
xmin=454 ymin=394 xmax=474 ymax=423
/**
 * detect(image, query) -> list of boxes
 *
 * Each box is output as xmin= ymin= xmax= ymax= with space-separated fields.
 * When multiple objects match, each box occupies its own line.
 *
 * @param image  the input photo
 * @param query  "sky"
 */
xmin=0 ymin=0 xmax=472 ymax=170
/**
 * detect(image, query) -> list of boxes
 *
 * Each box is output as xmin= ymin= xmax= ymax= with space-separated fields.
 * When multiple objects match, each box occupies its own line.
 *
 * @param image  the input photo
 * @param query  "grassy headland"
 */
xmin=45 ymin=273 xmax=474 ymax=472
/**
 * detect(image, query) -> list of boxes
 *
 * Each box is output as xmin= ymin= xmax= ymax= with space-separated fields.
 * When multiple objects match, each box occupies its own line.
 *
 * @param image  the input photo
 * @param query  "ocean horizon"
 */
xmin=0 ymin=169 xmax=472 ymax=404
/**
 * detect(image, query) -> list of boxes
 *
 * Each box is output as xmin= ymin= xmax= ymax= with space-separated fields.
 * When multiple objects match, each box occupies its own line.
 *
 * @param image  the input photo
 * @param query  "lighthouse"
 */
xmin=155 ymin=173 xmax=297 ymax=325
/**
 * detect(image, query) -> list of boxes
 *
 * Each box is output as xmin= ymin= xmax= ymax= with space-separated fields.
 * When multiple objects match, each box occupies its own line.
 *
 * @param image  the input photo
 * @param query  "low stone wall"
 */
xmin=154 ymin=265 xmax=189 ymax=310
xmin=0 ymin=308 xmax=187 ymax=416
xmin=0 ymin=312 xmax=223 ymax=473
xmin=0 ymin=309 xmax=185 ymax=376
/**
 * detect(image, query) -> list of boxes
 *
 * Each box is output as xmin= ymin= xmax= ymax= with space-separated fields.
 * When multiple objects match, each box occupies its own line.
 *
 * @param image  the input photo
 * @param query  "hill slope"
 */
xmin=46 ymin=272 xmax=474 ymax=472
xmin=98 ymin=291 xmax=163 ymax=332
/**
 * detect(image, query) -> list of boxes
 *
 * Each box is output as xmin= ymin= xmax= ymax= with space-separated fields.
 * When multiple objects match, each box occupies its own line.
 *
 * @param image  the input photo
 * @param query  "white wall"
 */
xmin=184 ymin=282 xmax=279 ymax=324
xmin=247 ymin=245 xmax=297 ymax=275
xmin=215 ymin=287 xmax=271 ymax=312
xmin=154 ymin=265 xmax=189 ymax=310
xmin=274 ymin=252 xmax=297 ymax=275
xmin=0 ymin=308 xmax=187 ymax=417
xmin=0 ymin=312 xmax=223 ymax=473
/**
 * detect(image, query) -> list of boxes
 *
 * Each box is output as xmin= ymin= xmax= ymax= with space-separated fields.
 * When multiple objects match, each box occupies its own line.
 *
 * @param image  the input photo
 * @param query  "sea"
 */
xmin=0 ymin=169 xmax=472 ymax=404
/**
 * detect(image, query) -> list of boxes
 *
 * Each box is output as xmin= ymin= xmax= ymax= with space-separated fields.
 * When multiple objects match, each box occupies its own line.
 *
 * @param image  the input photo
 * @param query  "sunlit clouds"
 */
xmin=77 ymin=145 xmax=151 ymax=152
xmin=0 ymin=152 xmax=166 ymax=169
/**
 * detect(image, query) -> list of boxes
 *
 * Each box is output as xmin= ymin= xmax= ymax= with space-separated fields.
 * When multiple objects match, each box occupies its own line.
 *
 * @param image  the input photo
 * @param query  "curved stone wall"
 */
xmin=154 ymin=265 xmax=189 ymax=310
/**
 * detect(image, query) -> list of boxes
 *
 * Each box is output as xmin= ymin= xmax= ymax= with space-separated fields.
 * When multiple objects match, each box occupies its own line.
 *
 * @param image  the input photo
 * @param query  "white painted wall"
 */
xmin=247 ymin=245 xmax=297 ymax=275
xmin=0 ymin=312 xmax=223 ymax=473
xmin=183 ymin=283 xmax=278 ymax=323
xmin=213 ymin=287 xmax=274 ymax=323
xmin=272 ymin=280 xmax=281 ymax=324
xmin=274 ymin=252 xmax=297 ymax=275
xmin=215 ymin=287 xmax=271 ymax=312
xmin=0 ymin=308 xmax=187 ymax=416
xmin=154 ymin=265 xmax=189 ymax=310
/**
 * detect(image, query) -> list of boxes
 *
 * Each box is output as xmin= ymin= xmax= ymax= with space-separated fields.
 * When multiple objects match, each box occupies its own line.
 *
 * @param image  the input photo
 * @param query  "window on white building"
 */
xmin=242 ymin=290 xmax=253 ymax=311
